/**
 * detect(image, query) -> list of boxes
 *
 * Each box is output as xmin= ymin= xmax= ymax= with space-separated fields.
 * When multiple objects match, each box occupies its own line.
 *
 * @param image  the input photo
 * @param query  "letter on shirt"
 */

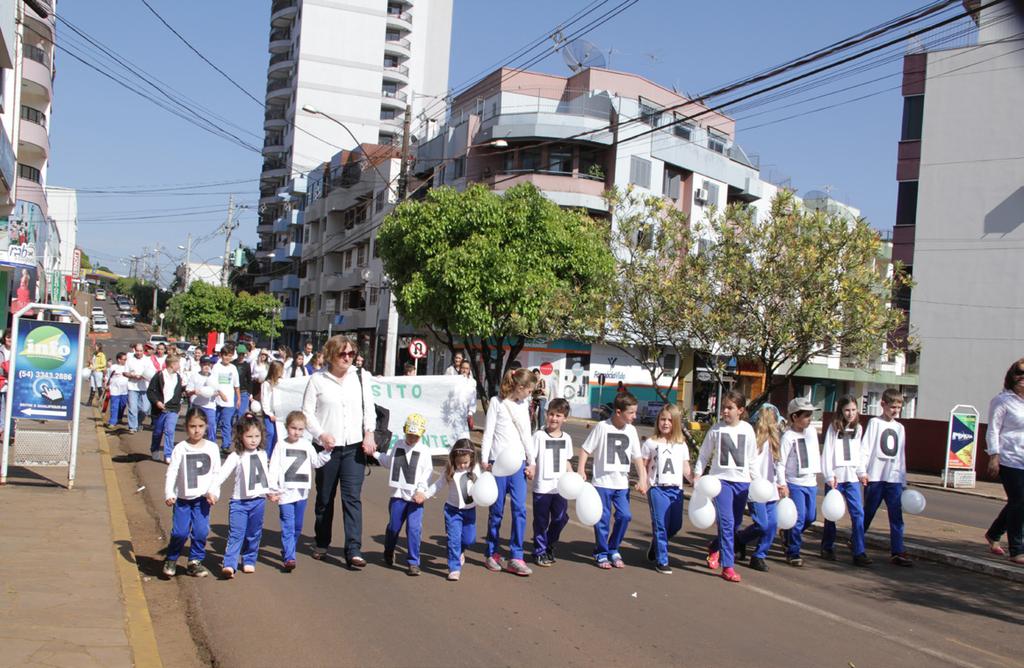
xmin=605 ymin=433 xmax=630 ymax=468
xmin=543 ymin=439 xmax=566 ymax=479
xmin=839 ymin=429 xmax=855 ymax=465
xmin=246 ymin=455 xmax=269 ymax=494
xmin=391 ymin=447 xmax=419 ymax=488
xmin=283 ymin=448 xmax=309 ymax=486
xmin=879 ymin=428 xmax=899 ymax=459
xmin=796 ymin=438 xmax=809 ymax=470
xmin=719 ymin=432 xmax=745 ymax=468
xmin=457 ymin=472 xmax=474 ymax=507
xmin=185 ymin=453 xmax=212 ymax=494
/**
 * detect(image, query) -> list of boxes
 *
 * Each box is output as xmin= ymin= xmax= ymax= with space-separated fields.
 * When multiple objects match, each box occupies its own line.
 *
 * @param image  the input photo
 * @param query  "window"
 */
xmin=520 ymin=148 xmax=541 ymax=171
xmin=579 ymin=148 xmax=604 ymax=180
xmin=383 ymin=56 xmax=399 ymax=69
xmin=18 ymin=163 xmax=40 ymax=183
xmin=703 ymin=180 xmax=720 ymax=207
xmin=385 ymin=30 xmax=402 ymax=42
xmin=707 ymin=130 xmax=727 ymax=154
xmin=374 ymin=189 xmax=388 ymax=212
xmin=673 ymin=115 xmax=693 ymax=140
xmin=901 ymin=95 xmax=924 ymax=141
xmin=20 ymin=105 xmax=45 ymax=127
xmin=895 ymin=181 xmax=918 ymax=227
xmin=662 ymin=168 xmax=682 ymax=199
xmin=357 ymin=243 xmax=367 ymax=267
xmin=502 ymin=151 xmax=515 ymax=172
xmin=639 ymin=98 xmax=661 ymax=126
xmin=382 ymin=81 xmax=398 ymax=95
xmin=548 ymin=144 xmax=572 ymax=173
xmin=368 ymin=287 xmax=379 ymax=305
xmin=343 ymin=248 xmax=353 ymax=270
xmin=629 ymin=156 xmax=651 ymax=189
xmin=452 ymin=156 xmax=465 ymax=179
xmin=380 ymin=109 xmax=397 ymax=120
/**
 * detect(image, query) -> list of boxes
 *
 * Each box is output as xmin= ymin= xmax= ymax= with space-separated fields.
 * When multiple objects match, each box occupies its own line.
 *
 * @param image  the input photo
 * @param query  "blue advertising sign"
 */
xmin=10 ymin=320 xmax=80 ymax=421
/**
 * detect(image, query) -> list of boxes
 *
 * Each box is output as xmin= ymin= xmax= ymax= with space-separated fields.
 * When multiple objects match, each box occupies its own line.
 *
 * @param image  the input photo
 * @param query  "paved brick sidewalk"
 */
xmin=0 ymin=420 xmax=136 ymax=666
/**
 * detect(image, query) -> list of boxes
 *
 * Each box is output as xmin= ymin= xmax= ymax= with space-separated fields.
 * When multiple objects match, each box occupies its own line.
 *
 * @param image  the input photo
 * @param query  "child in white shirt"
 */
xmin=429 ymin=439 xmax=481 ymax=581
xmin=162 ymin=408 xmax=221 ymax=578
xmin=210 ymin=413 xmax=272 ymax=578
xmin=529 ymin=398 xmax=573 ymax=567
xmin=374 ymin=413 xmax=436 ymax=576
xmin=105 ymin=352 xmax=129 ymax=428
xmin=267 ymin=411 xmax=332 ymax=571
xmin=695 ymin=390 xmax=759 ymax=583
xmin=862 ymin=389 xmax=912 ymax=567
xmin=577 ymin=392 xmax=648 ymax=569
xmin=776 ymin=397 xmax=821 ymax=567
xmin=734 ymin=405 xmax=782 ymax=572
xmin=186 ymin=356 xmax=218 ymax=441
xmin=821 ymin=395 xmax=872 ymax=567
xmin=642 ymin=404 xmax=691 ymax=575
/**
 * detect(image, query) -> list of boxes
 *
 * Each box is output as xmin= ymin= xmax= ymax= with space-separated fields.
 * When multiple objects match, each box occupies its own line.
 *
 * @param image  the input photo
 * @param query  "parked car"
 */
xmin=91 ymin=306 xmax=104 ymax=315
xmin=92 ymin=317 xmax=109 ymax=333
xmin=95 ymin=289 xmax=106 ymax=301
xmin=116 ymin=313 xmax=135 ymax=328
xmin=148 ymin=334 xmax=168 ymax=346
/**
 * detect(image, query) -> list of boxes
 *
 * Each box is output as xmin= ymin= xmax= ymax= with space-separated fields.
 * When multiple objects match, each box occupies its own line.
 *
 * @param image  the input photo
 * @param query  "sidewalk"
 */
xmin=0 ymin=415 xmax=156 ymax=666
xmin=905 ymin=471 xmax=1006 ymax=501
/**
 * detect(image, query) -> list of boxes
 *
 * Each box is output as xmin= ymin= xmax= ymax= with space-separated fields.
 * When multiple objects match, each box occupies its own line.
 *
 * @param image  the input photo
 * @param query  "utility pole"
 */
xmin=383 ymin=104 xmax=412 ymax=376
xmin=181 ymin=233 xmax=192 ymax=292
xmin=152 ymin=243 xmax=161 ymax=316
xmin=221 ymin=194 xmax=236 ymax=288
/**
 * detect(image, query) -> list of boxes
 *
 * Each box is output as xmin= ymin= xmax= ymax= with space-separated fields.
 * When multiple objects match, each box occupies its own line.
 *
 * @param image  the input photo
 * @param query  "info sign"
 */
xmin=9 ymin=319 xmax=81 ymax=421
xmin=943 ymin=404 xmax=979 ymax=489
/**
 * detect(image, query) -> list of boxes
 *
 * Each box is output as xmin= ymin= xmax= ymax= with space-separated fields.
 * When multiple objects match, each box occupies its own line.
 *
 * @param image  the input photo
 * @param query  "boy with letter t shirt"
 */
xmin=861 ymin=388 xmax=913 ymax=566
xmin=577 ymin=392 xmax=648 ymax=569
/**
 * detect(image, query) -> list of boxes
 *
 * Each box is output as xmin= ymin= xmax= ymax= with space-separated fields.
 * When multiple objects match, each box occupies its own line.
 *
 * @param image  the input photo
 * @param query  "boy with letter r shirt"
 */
xmin=577 ymin=392 xmax=648 ymax=569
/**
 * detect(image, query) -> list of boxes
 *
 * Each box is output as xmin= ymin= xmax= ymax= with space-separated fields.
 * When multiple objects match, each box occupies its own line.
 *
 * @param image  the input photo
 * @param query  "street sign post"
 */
xmin=1 ymin=303 xmax=87 ymax=488
xmin=942 ymin=404 xmax=979 ymax=489
xmin=408 ymin=338 xmax=427 ymax=359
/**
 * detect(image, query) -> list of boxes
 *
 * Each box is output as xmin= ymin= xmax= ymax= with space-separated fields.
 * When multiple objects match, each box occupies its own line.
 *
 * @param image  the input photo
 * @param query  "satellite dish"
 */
xmin=561 ymin=38 xmax=607 ymax=72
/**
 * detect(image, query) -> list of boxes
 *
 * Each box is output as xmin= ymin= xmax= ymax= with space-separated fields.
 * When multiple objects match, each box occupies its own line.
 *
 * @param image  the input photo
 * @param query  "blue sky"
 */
xmin=51 ymin=0 xmax=940 ymax=277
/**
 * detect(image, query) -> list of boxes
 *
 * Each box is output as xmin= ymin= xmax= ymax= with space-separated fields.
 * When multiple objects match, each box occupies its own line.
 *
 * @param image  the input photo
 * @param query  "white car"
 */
xmin=148 ymin=334 xmax=168 ymax=346
xmin=92 ymin=306 xmax=104 ymax=315
xmin=92 ymin=317 xmax=109 ymax=333
xmin=95 ymin=289 xmax=106 ymax=301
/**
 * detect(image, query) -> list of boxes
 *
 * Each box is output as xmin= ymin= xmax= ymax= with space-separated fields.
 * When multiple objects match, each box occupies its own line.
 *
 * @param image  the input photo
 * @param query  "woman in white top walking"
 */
xmin=985 ymin=359 xmax=1024 ymax=563
xmin=301 ymin=335 xmax=376 ymax=568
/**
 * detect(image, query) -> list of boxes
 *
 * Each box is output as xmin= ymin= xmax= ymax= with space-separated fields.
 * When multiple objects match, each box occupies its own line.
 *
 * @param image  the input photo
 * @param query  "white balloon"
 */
xmin=822 ymin=488 xmax=847 ymax=522
xmin=472 ymin=472 xmax=498 ymax=507
xmin=687 ymin=492 xmax=716 ymax=529
xmin=901 ymin=488 xmax=927 ymax=515
xmin=557 ymin=471 xmax=585 ymax=500
xmin=749 ymin=478 xmax=775 ymax=504
xmin=776 ymin=497 xmax=798 ymax=530
xmin=249 ymin=400 xmax=263 ymax=414
xmin=575 ymin=483 xmax=603 ymax=526
xmin=695 ymin=475 xmax=722 ymax=499
xmin=491 ymin=448 xmax=522 ymax=477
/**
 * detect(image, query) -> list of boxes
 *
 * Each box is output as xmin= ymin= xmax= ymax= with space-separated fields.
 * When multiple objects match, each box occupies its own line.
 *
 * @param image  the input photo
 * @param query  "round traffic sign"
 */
xmin=539 ymin=361 xmax=554 ymax=376
xmin=408 ymin=338 xmax=428 ymax=359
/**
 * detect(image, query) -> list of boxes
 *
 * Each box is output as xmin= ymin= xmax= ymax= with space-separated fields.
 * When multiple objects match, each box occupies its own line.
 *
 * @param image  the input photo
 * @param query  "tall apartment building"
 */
xmin=893 ymin=1 xmax=1024 ymax=423
xmin=256 ymin=0 xmax=452 ymax=348
xmin=45 ymin=185 xmax=77 ymax=277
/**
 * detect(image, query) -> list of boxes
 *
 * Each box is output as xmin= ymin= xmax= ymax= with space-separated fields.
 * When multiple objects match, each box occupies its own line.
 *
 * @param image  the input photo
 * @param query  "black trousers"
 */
xmin=313 ymin=443 xmax=367 ymax=558
xmin=986 ymin=464 xmax=1024 ymax=557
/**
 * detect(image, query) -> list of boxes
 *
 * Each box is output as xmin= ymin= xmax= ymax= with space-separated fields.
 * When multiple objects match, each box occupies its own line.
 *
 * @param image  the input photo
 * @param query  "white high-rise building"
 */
xmin=256 ymin=0 xmax=453 ymax=347
xmin=45 ymin=185 xmax=77 ymax=276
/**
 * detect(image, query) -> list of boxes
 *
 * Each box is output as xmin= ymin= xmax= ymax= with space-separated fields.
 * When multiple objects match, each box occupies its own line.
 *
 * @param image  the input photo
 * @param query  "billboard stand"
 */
xmin=0 ymin=303 xmax=87 ymax=489
xmin=942 ymin=404 xmax=979 ymax=489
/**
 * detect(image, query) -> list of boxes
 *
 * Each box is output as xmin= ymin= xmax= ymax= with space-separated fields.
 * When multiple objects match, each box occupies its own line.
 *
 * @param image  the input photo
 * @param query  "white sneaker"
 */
xmin=447 ymin=570 xmax=461 ymax=581
xmin=151 ymin=450 xmax=162 ymax=462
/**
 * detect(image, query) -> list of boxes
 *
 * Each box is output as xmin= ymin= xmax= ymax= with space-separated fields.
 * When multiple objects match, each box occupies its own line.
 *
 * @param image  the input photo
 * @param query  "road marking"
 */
xmin=95 ymin=410 xmax=164 ymax=668
xmin=744 ymin=583 xmax=989 ymax=668
xmin=944 ymin=638 xmax=1019 ymax=668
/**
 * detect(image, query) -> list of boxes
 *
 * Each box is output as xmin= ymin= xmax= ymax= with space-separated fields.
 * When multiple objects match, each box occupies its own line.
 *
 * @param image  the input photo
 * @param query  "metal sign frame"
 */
xmin=0 ymin=303 xmax=87 ymax=488
xmin=942 ymin=403 xmax=979 ymax=489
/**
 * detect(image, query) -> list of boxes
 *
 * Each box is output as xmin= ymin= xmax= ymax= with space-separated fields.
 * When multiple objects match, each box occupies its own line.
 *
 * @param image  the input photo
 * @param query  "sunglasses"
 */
xmin=335 ymin=350 xmax=357 ymax=359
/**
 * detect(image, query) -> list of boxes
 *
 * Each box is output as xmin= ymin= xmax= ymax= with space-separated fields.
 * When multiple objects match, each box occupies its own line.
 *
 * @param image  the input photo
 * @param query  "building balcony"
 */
xmin=268 ymin=51 xmax=295 ymax=77
xmin=272 ymin=210 xmax=300 ymax=233
xmin=16 ymin=176 xmax=47 ymax=216
xmin=268 ymin=28 xmax=291 ymax=53
xmin=280 ymin=305 xmax=298 ymax=321
xmin=379 ymin=116 xmax=403 ymax=134
xmin=486 ymin=170 xmax=607 ymax=211
xmin=264 ymin=106 xmax=288 ymax=129
xmin=385 ymin=11 xmax=413 ymax=32
xmin=262 ymin=160 xmax=289 ymax=180
xmin=18 ymin=116 xmax=49 ymax=159
xmin=21 ymin=51 xmax=52 ymax=101
xmin=380 ymin=89 xmax=408 ymax=109
xmin=257 ymin=223 xmax=274 ymax=234
xmin=382 ymin=63 xmax=410 ymax=85
xmin=271 ymin=0 xmax=298 ymax=27
xmin=383 ymin=37 xmax=411 ymax=59
xmin=266 ymin=78 xmax=292 ymax=101
xmin=281 ymin=274 xmax=300 ymax=290
xmin=272 ymin=241 xmax=302 ymax=262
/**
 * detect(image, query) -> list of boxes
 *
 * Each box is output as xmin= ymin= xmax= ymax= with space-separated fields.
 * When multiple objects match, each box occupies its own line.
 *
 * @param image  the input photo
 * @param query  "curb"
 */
xmin=906 ymin=481 xmax=1005 ymax=503
xmin=94 ymin=410 xmax=164 ymax=668
xmin=807 ymin=521 xmax=1024 ymax=585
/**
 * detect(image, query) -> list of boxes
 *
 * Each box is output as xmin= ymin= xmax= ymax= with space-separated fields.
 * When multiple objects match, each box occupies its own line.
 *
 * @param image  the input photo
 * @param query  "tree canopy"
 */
xmin=165 ymin=282 xmax=281 ymax=339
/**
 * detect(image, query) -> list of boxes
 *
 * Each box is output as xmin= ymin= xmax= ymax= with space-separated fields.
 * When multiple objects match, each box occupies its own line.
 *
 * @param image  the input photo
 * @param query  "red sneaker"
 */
xmin=706 ymin=547 xmax=720 ymax=571
xmin=721 ymin=567 xmax=742 ymax=583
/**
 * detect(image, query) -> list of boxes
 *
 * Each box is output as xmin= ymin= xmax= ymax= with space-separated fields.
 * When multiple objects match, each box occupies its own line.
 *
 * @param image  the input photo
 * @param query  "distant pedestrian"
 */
xmin=445 ymin=352 xmax=464 ymax=376
xmin=161 ymin=408 xmax=220 ymax=579
xmin=87 ymin=343 xmax=106 ymax=406
xmin=233 ymin=344 xmax=252 ymax=415
xmin=289 ymin=352 xmax=309 ymax=378
xmin=125 ymin=343 xmax=152 ymax=433
xmin=213 ymin=343 xmax=242 ymax=453
xmin=0 ymin=329 xmax=10 ymax=438
xmin=984 ymin=359 xmax=1024 ymax=564
xmin=186 ymin=356 xmax=218 ymax=441
xmin=403 ymin=361 xmax=417 ymax=376
xmin=105 ymin=352 xmax=129 ymax=428
xmin=309 ymin=352 xmax=325 ymax=373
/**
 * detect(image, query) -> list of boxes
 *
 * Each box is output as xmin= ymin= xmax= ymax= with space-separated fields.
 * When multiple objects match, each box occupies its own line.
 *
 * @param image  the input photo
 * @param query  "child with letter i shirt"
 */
xmin=267 ymin=411 xmax=332 ymax=571
xmin=643 ymin=404 xmax=692 ymax=575
xmin=577 ymin=392 xmax=648 ymax=569
xmin=374 ymin=413 xmax=436 ymax=576
xmin=862 ymin=389 xmax=912 ymax=567
xmin=696 ymin=390 xmax=759 ymax=583
xmin=162 ymin=408 xmax=221 ymax=578
xmin=529 ymin=398 xmax=573 ymax=567
xmin=776 ymin=397 xmax=821 ymax=567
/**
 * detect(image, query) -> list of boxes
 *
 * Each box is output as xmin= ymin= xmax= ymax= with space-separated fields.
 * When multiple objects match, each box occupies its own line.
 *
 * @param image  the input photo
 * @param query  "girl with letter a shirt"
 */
xmin=162 ymin=408 xmax=221 ymax=578
xmin=428 ymin=439 xmax=481 ymax=581
xmin=643 ymin=404 xmax=692 ymax=574
xmin=821 ymin=395 xmax=872 ymax=567
xmin=696 ymin=390 xmax=759 ymax=583
xmin=211 ymin=413 xmax=273 ymax=578
xmin=267 ymin=411 xmax=332 ymax=571
xmin=776 ymin=397 xmax=822 ymax=567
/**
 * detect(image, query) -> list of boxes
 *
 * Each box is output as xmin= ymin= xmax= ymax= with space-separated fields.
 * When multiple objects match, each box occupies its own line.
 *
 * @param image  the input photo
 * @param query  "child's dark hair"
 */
xmin=832 ymin=394 xmax=860 ymax=433
xmin=548 ymin=397 xmax=570 ymax=417
xmin=445 ymin=438 xmax=476 ymax=482
xmin=612 ymin=391 xmax=638 ymax=411
xmin=184 ymin=406 xmax=208 ymax=428
xmin=220 ymin=342 xmax=236 ymax=357
xmin=232 ymin=412 xmax=265 ymax=453
xmin=881 ymin=388 xmax=903 ymax=405
xmin=722 ymin=389 xmax=747 ymax=410
xmin=285 ymin=410 xmax=307 ymax=428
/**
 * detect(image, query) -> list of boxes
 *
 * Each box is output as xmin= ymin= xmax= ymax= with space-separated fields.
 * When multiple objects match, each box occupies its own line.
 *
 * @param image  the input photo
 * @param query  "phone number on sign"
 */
xmin=18 ymin=370 xmax=73 ymax=381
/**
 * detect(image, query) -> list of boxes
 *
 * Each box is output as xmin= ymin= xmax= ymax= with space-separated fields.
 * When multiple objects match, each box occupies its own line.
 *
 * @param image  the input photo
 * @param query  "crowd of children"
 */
xmin=160 ymin=368 xmax=917 ymax=584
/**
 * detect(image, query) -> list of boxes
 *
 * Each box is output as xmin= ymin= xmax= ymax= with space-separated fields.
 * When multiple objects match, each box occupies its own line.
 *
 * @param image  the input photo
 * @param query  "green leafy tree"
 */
xmin=703 ymin=190 xmax=911 ymax=406
xmin=165 ymin=282 xmax=233 ymax=338
xmin=79 ymin=251 xmax=92 ymax=271
xmin=232 ymin=291 xmax=282 ymax=339
xmin=377 ymin=183 xmax=614 ymax=398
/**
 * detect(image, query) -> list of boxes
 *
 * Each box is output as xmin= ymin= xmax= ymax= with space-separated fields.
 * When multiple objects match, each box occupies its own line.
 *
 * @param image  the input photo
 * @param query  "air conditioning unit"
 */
xmin=694 ymin=187 xmax=709 ymax=203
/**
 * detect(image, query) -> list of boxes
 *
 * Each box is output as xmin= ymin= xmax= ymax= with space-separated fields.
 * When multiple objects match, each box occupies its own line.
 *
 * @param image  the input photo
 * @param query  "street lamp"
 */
xmin=159 ymin=312 xmax=165 ymax=335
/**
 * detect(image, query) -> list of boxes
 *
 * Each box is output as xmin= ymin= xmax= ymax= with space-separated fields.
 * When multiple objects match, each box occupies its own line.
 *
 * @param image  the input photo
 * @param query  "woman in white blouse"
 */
xmin=301 ymin=335 xmax=375 ymax=568
xmin=985 ymin=359 xmax=1024 ymax=563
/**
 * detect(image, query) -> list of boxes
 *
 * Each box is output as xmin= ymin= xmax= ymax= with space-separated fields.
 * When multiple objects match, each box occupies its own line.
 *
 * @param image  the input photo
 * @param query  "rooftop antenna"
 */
xmin=559 ymin=38 xmax=607 ymax=72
